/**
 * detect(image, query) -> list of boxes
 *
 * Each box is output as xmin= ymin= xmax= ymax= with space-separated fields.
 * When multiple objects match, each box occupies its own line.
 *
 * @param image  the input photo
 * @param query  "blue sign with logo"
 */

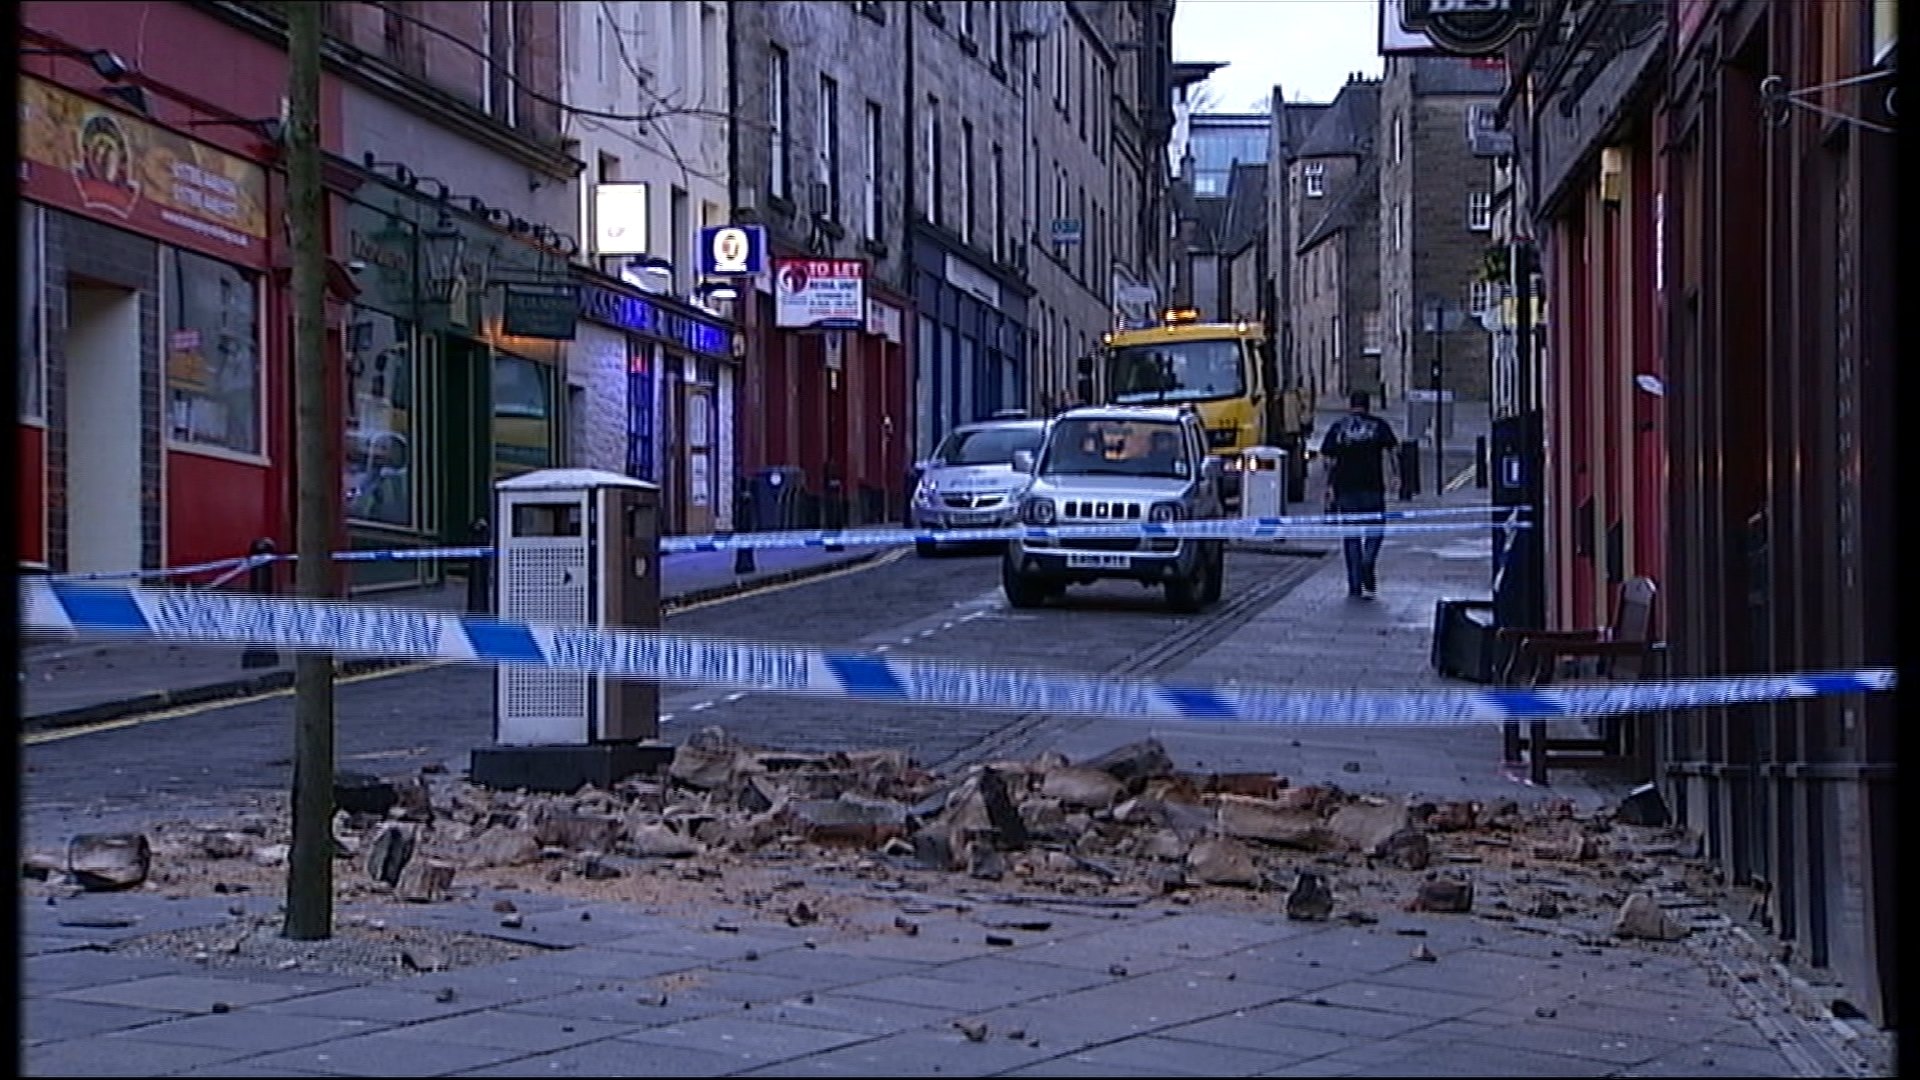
xmin=698 ymin=225 xmax=768 ymax=277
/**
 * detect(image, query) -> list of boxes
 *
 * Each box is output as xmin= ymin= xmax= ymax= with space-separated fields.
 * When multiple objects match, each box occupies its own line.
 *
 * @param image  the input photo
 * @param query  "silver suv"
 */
xmin=909 ymin=418 xmax=1048 ymax=556
xmin=1002 ymin=405 xmax=1227 ymax=612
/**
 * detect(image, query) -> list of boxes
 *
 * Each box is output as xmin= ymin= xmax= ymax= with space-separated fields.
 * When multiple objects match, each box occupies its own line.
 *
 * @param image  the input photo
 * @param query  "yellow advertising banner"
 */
xmin=18 ymin=75 xmax=269 ymax=261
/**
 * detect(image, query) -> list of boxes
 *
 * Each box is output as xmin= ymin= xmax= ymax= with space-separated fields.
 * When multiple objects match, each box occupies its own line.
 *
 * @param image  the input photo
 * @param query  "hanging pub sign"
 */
xmin=1394 ymin=0 xmax=1540 ymax=56
xmin=501 ymin=284 xmax=579 ymax=340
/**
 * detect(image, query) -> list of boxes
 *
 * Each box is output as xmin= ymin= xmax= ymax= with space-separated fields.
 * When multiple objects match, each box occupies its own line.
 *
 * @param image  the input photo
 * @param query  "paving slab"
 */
xmin=481 ymin=945 xmax=708 ymax=981
xmin=1000 ymin=928 xmax=1211 ymax=977
xmin=499 ymin=986 xmax=741 ymax=1028
xmin=1416 ymin=1016 xmax=1687 ymax=1067
xmin=743 ymin=992 xmax=959 ymax=1037
xmin=1154 ymin=1012 xmax=1365 ymax=1061
xmin=1616 ymin=1038 xmax=1802 ymax=1077
xmin=707 ymin=946 xmax=925 ymax=987
xmin=1460 ymin=995 xmax=1765 ymax=1046
xmin=1233 ymin=999 xmax=1444 ymax=1040
xmin=1305 ymin=977 xmax=1496 ymax=1021
xmin=1357 ymin=947 xmax=1584 ymax=1000
xmin=597 ymin=926 xmax=814 ymax=964
xmin=1002 ymin=1059 xmax=1186 ymax=1078
xmin=444 ymin=1035 xmax=739 ymax=1077
xmin=916 ymin=954 xmax=1116 ymax=996
xmin=251 ymin=984 xmax=493 ymax=1024
xmin=1034 ymin=1033 xmax=1293 ymax=1076
xmin=51 ymin=972 xmax=326 ymax=1013
xmin=834 ymin=971 xmax=1045 ymax=1012
xmin=21 ymin=997 xmax=179 ymax=1045
xmin=382 ymin=1009 xmax=632 ymax=1053
xmin=362 ymin=964 xmax=592 ymax=1009
xmin=113 ymin=1011 xmax=388 ymax=1053
xmin=1340 ymin=1040 xmax=1619 ymax=1077
xmin=241 ymin=1032 xmax=530 ymax=1077
xmin=655 ymin=967 xmax=828 ymax=1005
xmin=616 ymin=1013 xmax=872 ymax=1067
xmin=731 ymin=1024 xmax=1056 ymax=1077
xmin=24 ymin=948 xmax=195 ymax=993
xmin=23 ymin=1035 xmax=260 ymax=1077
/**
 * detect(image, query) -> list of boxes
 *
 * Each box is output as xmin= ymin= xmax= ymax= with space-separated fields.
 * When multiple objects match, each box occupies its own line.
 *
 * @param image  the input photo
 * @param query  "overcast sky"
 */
xmin=1173 ymin=0 xmax=1385 ymax=111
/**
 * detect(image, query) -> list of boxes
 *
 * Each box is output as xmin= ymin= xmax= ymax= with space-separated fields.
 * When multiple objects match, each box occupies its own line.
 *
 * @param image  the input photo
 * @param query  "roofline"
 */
xmin=1172 ymin=61 xmax=1228 ymax=89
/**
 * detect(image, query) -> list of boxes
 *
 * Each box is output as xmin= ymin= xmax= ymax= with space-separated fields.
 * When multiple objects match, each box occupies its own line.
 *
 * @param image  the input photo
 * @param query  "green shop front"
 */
xmin=335 ymin=163 xmax=577 ymax=591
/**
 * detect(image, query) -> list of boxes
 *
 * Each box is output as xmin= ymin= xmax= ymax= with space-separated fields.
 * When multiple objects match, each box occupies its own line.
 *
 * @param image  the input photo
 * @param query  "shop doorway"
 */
xmin=64 ymin=282 xmax=144 ymax=573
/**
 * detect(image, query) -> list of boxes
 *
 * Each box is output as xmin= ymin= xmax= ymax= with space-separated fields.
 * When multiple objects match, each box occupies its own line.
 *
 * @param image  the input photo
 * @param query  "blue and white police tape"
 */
xmin=42 ymin=553 xmax=262 ymax=585
xmin=658 ymin=516 xmax=1526 ymax=554
xmin=21 ymin=580 xmax=1894 ymax=727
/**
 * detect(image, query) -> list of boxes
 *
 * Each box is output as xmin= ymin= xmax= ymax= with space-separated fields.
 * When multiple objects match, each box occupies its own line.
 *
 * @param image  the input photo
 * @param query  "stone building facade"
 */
xmin=1263 ymin=90 xmax=1330 ymax=399
xmin=1377 ymin=56 xmax=1501 ymax=407
xmin=1025 ymin=2 xmax=1117 ymax=414
xmin=1288 ymin=77 xmax=1380 ymax=403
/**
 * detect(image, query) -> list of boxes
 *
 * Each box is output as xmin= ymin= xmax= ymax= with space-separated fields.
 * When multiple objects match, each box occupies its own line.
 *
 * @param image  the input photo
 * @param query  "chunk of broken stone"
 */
xmin=21 ymin=851 xmax=64 ymax=881
xmin=575 ymin=853 xmax=624 ymax=881
xmin=1079 ymin=739 xmax=1175 ymax=788
xmin=199 ymin=830 xmax=253 ymax=860
xmin=976 ymin=768 xmax=1031 ymax=850
xmin=248 ymin=843 xmax=290 ymax=868
xmin=470 ymin=827 xmax=541 ymax=869
xmin=399 ymin=853 xmax=455 ymax=903
xmin=1614 ymin=891 xmax=1689 ymax=941
xmin=364 ymin=823 xmax=417 ymax=886
xmin=1211 ymin=795 xmax=1338 ymax=850
xmin=669 ymin=726 xmax=753 ymax=790
xmin=1186 ymin=835 xmax=1261 ymax=887
xmin=1039 ymin=766 xmax=1125 ymax=810
xmin=532 ymin=808 xmax=623 ymax=852
xmin=68 ymin=833 xmax=151 ymax=891
xmin=967 ymin=841 xmax=1007 ymax=881
xmin=1420 ymin=800 xmax=1481 ymax=832
xmin=1140 ymin=828 xmax=1190 ymax=862
xmin=1413 ymin=873 xmax=1474 ymax=913
xmin=1375 ymin=828 xmax=1432 ymax=870
xmin=1327 ymin=802 xmax=1408 ymax=853
xmin=783 ymin=794 xmax=911 ymax=847
xmin=1286 ymin=870 xmax=1335 ymax=921
xmin=1615 ymin=783 xmax=1671 ymax=827
xmin=622 ymin=822 xmax=703 ymax=859
xmin=390 ymin=776 xmax=435 ymax=822
xmin=1202 ymin=772 xmax=1285 ymax=799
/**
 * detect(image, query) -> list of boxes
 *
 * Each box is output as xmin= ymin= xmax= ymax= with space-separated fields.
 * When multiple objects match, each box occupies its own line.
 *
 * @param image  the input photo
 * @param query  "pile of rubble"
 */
xmin=23 ymin=731 xmax=1720 ymax=944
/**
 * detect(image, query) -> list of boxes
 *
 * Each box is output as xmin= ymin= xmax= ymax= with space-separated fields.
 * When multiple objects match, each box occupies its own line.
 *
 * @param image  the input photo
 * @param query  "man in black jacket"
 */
xmin=1317 ymin=390 xmax=1400 ymax=598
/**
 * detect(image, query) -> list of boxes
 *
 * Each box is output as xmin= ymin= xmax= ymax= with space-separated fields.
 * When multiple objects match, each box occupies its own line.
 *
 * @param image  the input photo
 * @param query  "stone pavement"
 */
xmin=16 ymin=446 xmax=1843 ymax=1076
xmin=20 ymin=546 xmax=890 ymax=730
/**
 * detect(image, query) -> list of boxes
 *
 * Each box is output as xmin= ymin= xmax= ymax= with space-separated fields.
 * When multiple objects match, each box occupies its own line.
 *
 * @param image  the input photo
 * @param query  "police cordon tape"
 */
xmin=32 ymin=505 xmax=1532 ymax=583
xmin=22 ymin=580 xmax=1893 ymax=728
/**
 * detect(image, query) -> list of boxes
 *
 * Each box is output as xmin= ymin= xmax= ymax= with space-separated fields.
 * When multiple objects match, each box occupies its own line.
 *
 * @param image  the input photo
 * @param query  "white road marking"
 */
xmin=689 ymin=701 xmax=714 ymax=712
xmin=875 ymin=644 xmax=892 ymax=652
xmin=723 ymin=691 xmax=747 ymax=702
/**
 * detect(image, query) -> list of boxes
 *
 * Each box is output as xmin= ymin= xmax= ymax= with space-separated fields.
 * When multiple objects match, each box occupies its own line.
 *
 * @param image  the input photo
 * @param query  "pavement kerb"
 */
xmin=20 ymin=546 xmax=898 ymax=735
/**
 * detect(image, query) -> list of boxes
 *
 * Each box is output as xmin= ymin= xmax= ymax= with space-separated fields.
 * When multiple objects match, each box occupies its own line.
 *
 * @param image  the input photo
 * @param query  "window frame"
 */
xmin=819 ymin=73 xmax=841 ymax=220
xmin=20 ymin=203 xmax=46 ymax=424
xmin=1303 ymin=161 xmax=1326 ymax=198
xmin=163 ymin=246 xmax=267 ymax=462
xmin=343 ymin=306 xmax=423 ymax=530
xmin=1467 ymin=191 xmax=1493 ymax=231
xmin=864 ymin=100 xmax=884 ymax=241
xmin=769 ymin=46 xmax=791 ymax=199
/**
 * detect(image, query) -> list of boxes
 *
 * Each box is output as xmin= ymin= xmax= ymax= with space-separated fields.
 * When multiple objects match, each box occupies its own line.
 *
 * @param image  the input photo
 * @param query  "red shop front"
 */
xmin=18 ymin=7 xmax=332 ymax=574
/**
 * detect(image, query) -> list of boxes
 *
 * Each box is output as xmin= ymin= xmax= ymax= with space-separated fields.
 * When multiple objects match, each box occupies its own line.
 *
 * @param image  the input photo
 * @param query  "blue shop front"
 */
xmin=908 ymin=224 xmax=1031 ymax=458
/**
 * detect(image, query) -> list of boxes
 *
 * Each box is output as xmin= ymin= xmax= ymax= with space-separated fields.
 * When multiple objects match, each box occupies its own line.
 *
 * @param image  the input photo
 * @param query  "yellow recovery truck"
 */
xmin=1087 ymin=310 xmax=1313 ymax=510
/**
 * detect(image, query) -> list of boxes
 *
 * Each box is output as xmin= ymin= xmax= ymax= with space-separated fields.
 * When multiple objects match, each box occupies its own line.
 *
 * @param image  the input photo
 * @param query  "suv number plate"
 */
xmin=1066 ymin=553 xmax=1131 ymax=570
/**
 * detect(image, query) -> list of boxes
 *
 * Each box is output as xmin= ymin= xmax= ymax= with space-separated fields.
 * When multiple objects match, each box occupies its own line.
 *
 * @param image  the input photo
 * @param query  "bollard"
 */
xmin=824 ymin=479 xmax=845 ymax=553
xmin=1398 ymin=441 xmax=1421 ymax=500
xmin=466 ymin=518 xmax=491 ymax=614
xmin=732 ymin=486 xmax=757 ymax=575
xmin=1475 ymin=435 xmax=1490 ymax=489
xmin=240 ymin=538 xmax=279 ymax=669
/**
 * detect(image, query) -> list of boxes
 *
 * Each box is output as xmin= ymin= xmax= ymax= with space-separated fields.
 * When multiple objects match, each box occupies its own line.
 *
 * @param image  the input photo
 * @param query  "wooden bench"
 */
xmin=1496 ymin=576 xmax=1661 ymax=786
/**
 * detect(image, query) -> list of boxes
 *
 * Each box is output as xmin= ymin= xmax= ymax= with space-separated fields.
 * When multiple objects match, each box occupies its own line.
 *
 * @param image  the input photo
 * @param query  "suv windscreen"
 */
xmin=933 ymin=426 xmax=1045 ymax=466
xmin=1039 ymin=419 xmax=1191 ymax=480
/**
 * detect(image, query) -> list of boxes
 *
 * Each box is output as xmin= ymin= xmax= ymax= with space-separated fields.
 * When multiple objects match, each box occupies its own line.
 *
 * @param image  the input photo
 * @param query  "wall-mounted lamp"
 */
xmin=22 ymin=46 xmax=132 ymax=81
xmin=101 ymin=84 xmax=150 ymax=115
xmin=694 ymin=280 xmax=740 ymax=304
xmin=420 ymin=211 xmax=468 ymax=304
xmin=186 ymin=116 xmax=286 ymax=145
xmin=1634 ymin=373 xmax=1664 ymax=397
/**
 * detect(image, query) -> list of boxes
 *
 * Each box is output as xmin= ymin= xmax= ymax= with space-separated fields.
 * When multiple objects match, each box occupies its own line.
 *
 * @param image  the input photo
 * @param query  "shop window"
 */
xmin=494 ymin=352 xmax=553 ymax=475
xmin=20 ymin=204 xmax=44 ymax=421
xmin=164 ymin=248 xmax=261 ymax=455
xmin=344 ymin=309 xmax=418 ymax=528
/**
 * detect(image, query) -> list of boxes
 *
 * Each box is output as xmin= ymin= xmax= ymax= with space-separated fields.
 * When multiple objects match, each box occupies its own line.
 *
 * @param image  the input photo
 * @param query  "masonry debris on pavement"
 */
xmin=23 ymin=731 xmax=1745 ymax=976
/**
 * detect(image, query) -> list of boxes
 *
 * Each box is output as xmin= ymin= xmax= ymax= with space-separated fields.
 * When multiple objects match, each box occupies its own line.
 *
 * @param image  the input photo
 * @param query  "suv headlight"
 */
xmin=913 ymin=477 xmax=937 ymax=504
xmin=1149 ymin=502 xmax=1184 ymax=523
xmin=1022 ymin=497 xmax=1056 ymax=526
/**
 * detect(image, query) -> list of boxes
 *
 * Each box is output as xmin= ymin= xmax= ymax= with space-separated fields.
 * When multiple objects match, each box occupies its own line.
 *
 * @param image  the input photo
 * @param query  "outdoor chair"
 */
xmin=1495 ymin=575 xmax=1662 ymax=786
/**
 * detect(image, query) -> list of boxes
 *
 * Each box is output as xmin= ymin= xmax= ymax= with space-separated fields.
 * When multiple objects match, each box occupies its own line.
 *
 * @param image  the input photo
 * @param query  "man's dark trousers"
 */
xmin=1332 ymin=490 xmax=1387 ymax=595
